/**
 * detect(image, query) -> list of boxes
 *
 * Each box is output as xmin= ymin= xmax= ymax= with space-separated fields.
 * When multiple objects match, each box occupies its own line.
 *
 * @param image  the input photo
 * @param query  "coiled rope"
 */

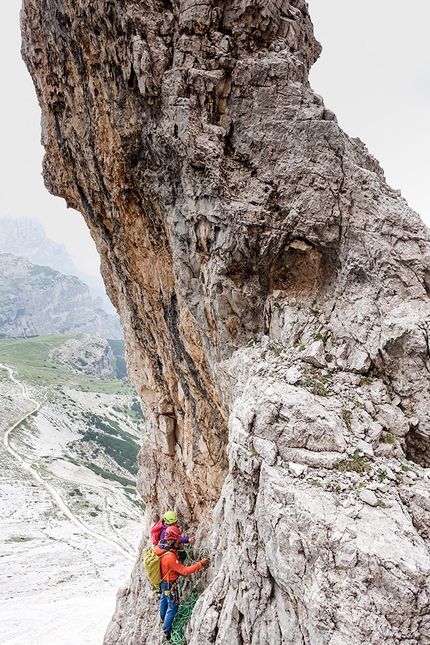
xmin=169 ymin=591 xmax=199 ymax=644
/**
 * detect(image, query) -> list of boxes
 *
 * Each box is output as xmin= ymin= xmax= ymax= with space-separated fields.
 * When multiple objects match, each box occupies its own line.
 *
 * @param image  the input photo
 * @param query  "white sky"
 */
xmin=0 ymin=0 xmax=429 ymax=277
xmin=307 ymin=0 xmax=430 ymax=222
xmin=0 ymin=0 xmax=101 ymax=276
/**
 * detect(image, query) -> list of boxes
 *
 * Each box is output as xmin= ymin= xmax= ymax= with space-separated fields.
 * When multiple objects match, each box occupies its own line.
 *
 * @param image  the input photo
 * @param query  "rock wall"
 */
xmin=21 ymin=1 xmax=430 ymax=643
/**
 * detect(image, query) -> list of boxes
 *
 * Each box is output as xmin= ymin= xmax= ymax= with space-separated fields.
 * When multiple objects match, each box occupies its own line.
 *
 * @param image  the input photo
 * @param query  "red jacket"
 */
xmin=154 ymin=545 xmax=203 ymax=582
xmin=151 ymin=519 xmax=164 ymax=545
xmin=151 ymin=519 xmax=189 ymax=546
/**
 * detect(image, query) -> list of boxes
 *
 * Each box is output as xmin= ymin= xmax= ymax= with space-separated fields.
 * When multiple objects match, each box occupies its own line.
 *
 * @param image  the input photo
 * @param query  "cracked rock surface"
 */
xmin=21 ymin=0 xmax=430 ymax=643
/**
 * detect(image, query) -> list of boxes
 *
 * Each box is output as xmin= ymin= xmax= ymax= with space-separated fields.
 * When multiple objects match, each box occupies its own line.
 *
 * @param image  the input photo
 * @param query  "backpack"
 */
xmin=143 ymin=548 xmax=170 ymax=588
xmin=150 ymin=519 xmax=164 ymax=546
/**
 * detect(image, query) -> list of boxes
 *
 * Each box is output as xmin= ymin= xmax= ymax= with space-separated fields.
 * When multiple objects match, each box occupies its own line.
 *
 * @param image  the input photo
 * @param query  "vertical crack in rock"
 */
xmin=22 ymin=1 xmax=430 ymax=643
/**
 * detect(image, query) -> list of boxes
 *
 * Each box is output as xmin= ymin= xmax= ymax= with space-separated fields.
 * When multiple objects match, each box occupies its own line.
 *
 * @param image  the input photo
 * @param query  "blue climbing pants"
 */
xmin=160 ymin=581 xmax=179 ymax=634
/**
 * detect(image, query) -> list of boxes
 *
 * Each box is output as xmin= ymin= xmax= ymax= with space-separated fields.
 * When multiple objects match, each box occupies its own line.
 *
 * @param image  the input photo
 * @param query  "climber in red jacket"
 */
xmin=151 ymin=510 xmax=195 ymax=564
xmin=155 ymin=525 xmax=208 ymax=641
xmin=151 ymin=510 xmax=196 ymax=546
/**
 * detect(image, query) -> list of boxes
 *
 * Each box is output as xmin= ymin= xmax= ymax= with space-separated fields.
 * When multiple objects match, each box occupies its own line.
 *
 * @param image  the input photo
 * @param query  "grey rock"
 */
xmin=335 ymin=541 xmax=358 ymax=568
xmin=377 ymin=404 xmax=410 ymax=437
xmin=48 ymin=334 xmax=121 ymax=379
xmin=280 ymin=448 xmax=346 ymax=469
xmin=0 ymin=216 xmax=77 ymax=276
xmin=288 ymin=462 xmax=307 ymax=477
xmin=367 ymin=483 xmax=379 ymax=491
xmin=355 ymin=439 xmax=374 ymax=458
xmin=301 ymin=340 xmax=326 ymax=368
xmin=406 ymin=470 xmax=418 ymax=480
xmin=378 ymin=484 xmax=390 ymax=493
xmin=284 ymin=366 xmax=302 ymax=385
xmin=368 ymin=381 xmax=389 ymax=405
xmin=413 ymin=488 xmax=430 ymax=512
xmin=359 ymin=489 xmax=379 ymax=507
xmin=385 ymin=467 xmax=398 ymax=481
xmin=253 ymin=437 xmax=278 ymax=466
xmin=0 ymin=216 xmax=113 ymax=310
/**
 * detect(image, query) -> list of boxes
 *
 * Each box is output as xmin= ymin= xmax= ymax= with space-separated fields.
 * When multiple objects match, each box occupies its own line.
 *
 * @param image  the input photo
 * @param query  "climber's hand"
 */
xmin=200 ymin=558 xmax=209 ymax=568
xmin=188 ymin=537 xmax=196 ymax=544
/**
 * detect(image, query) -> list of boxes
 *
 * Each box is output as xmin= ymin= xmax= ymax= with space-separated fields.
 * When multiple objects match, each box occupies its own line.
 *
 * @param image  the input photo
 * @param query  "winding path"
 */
xmin=0 ymin=362 xmax=137 ymax=563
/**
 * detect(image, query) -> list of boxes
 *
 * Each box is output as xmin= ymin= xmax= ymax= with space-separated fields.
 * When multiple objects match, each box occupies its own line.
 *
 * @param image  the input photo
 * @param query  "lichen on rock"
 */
xmin=21 ymin=0 xmax=430 ymax=643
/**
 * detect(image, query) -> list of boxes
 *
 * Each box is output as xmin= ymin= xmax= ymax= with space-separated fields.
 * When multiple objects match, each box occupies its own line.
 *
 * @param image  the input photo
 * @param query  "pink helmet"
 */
xmin=165 ymin=525 xmax=181 ymax=541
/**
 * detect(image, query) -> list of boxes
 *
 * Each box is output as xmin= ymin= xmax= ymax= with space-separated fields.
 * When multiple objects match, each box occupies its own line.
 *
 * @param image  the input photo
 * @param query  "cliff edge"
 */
xmin=22 ymin=1 xmax=430 ymax=643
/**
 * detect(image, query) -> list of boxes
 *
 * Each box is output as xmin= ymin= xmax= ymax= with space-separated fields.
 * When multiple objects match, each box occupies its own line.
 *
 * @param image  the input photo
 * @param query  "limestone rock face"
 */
xmin=21 ymin=1 xmax=430 ymax=643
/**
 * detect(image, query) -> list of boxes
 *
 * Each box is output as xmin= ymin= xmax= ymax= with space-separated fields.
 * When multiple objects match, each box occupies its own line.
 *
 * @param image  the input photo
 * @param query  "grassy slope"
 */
xmin=0 ymin=335 xmax=133 ymax=394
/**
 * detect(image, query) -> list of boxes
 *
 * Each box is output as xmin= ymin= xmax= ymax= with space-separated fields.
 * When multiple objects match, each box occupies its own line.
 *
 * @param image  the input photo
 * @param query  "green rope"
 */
xmin=182 ymin=544 xmax=209 ymax=563
xmin=169 ymin=591 xmax=199 ymax=644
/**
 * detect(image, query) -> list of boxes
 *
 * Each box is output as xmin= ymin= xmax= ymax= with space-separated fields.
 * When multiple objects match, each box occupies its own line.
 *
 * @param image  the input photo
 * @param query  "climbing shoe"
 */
xmin=163 ymin=631 xmax=171 ymax=642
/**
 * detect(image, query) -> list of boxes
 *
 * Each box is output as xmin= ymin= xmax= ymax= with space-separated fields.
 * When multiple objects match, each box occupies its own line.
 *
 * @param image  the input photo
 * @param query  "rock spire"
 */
xmin=22 ymin=1 xmax=430 ymax=643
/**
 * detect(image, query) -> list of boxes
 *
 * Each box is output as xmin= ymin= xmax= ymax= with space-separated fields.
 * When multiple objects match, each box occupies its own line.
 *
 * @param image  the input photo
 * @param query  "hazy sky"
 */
xmin=307 ymin=0 xmax=430 ymax=221
xmin=0 ymin=0 xmax=100 ymax=276
xmin=0 ymin=0 xmax=429 ymax=277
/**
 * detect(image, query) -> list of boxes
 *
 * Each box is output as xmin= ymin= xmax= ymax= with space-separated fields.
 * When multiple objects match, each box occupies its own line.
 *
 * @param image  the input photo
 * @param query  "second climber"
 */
xmin=155 ymin=525 xmax=208 ymax=641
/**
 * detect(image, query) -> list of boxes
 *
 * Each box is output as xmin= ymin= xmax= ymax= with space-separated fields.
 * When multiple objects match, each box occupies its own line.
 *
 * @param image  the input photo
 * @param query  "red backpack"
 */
xmin=150 ymin=519 xmax=164 ymax=545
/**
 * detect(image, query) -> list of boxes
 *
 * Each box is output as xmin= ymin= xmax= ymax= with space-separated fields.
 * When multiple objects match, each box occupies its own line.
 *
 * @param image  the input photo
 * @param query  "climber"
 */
xmin=151 ymin=510 xmax=195 ymax=563
xmin=156 ymin=525 xmax=208 ymax=642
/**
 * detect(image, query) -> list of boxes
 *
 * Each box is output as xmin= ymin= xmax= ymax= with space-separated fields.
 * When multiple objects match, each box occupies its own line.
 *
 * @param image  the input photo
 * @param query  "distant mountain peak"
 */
xmin=0 ymin=215 xmax=115 ymax=312
xmin=0 ymin=215 xmax=77 ymax=275
xmin=0 ymin=253 xmax=123 ymax=340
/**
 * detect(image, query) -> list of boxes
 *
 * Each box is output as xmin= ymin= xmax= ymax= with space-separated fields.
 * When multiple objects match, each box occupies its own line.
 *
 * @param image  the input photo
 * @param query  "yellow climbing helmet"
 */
xmin=163 ymin=510 xmax=178 ymax=525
